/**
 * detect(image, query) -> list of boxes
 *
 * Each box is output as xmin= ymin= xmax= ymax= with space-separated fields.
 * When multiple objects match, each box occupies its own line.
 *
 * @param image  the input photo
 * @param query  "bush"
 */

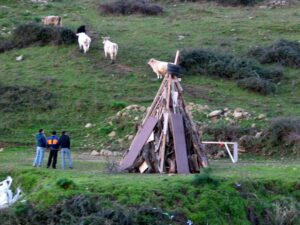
xmin=0 ymin=23 xmax=76 ymax=53
xmin=111 ymin=101 xmax=128 ymax=109
xmin=0 ymin=84 xmax=56 ymax=112
xmin=204 ymin=124 xmax=250 ymax=141
xmin=0 ymin=39 xmax=17 ymax=53
xmin=265 ymin=117 xmax=300 ymax=147
xmin=56 ymin=178 xmax=76 ymax=190
xmin=237 ymin=77 xmax=276 ymax=94
xmin=249 ymin=39 xmax=300 ymax=68
xmin=180 ymin=48 xmax=283 ymax=94
xmin=244 ymin=117 xmax=300 ymax=156
xmin=170 ymin=0 xmax=262 ymax=6
xmin=99 ymin=0 xmax=164 ymax=16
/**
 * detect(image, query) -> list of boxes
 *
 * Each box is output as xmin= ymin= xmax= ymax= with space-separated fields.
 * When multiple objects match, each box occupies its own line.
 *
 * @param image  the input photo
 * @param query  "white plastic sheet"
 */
xmin=0 ymin=176 xmax=22 ymax=209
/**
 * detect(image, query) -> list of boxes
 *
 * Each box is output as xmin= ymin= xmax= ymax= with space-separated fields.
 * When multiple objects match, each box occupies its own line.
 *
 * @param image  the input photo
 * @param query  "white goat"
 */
xmin=76 ymin=33 xmax=91 ymax=54
xmin=148 ymin=58 xmax=169 ymax=79
xmin=102 ymin=37 xmax=118 ymax=64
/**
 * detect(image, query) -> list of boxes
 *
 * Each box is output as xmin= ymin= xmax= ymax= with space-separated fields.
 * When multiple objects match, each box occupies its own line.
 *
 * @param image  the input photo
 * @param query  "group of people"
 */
xmin=33 ymin=129 xmax=73 ymax=169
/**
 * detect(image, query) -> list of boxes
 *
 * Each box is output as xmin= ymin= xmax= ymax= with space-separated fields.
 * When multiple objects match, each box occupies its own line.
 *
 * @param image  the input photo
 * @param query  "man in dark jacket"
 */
xmin=46 ymin=131 xmax=59 ymax=169
xmin=59 ymin=131 xmax=73 ymax=169
xmin=33 ymin=129 xmax=47 ymax=167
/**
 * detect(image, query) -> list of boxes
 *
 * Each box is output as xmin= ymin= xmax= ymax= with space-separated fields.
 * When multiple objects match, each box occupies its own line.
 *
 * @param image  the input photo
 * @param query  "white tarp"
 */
xmin=0 ymin=176 xmax=22 ymax=209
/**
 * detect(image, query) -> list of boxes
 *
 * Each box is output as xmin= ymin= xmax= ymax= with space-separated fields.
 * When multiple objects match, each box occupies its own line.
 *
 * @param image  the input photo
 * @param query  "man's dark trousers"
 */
xmin=47 ymin=150 xmax=58 ymax=168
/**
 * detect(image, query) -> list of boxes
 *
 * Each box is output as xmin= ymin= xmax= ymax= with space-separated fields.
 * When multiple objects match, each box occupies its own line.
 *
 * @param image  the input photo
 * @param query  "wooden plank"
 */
xmin=170 ymin=113 xmax=190 ymax=174
xmin=120 ymin=116 xmax=158 ymax=171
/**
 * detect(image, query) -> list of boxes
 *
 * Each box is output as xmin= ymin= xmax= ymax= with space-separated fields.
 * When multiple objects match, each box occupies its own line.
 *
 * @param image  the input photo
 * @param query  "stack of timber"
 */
xmin=119 ymin=51 xmax=209 ymax=174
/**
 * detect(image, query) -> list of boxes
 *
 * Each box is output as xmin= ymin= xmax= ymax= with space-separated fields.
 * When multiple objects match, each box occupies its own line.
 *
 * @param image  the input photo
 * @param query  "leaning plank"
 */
xmin=120 ymin=116 xmax=158 ymax=171
xmin=170 ymin=113 xmax=190 ymax=174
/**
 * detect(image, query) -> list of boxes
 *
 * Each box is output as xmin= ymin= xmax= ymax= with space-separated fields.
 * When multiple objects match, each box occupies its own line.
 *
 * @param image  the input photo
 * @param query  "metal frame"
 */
xmin=202 ymin=141 xmax=238 ymax=163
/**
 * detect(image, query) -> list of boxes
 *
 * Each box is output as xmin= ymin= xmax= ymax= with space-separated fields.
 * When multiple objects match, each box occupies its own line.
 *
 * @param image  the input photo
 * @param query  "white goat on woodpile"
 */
xmin=102 ymin=37 xmax=118 ymax=64
xmin=148 ymin=58 xmax=169 ymax=79
xmin=76 ymin=32 xmax=91 ymax=54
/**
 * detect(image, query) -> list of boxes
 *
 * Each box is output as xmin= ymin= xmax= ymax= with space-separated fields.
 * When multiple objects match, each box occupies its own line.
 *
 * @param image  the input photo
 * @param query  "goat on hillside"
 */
xmin=76 ymin=32 xmax=91 ymax=54
xmin=42 ymin=16 xmax=62 ymax=26
xmin=102 ymin=37 xmax=118 ymax=64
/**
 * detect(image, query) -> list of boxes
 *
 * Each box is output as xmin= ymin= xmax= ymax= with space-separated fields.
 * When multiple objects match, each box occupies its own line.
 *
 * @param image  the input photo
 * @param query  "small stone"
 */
xmin=258 ymin=114 xmax=266 ymax=119
xmin=134 ymin=116 xmax=139 ymax=121
xmin=251 ymin=123 xmax=256 ymax=128
xmin=140 ymin=106 xmax=146 ymax=112
xmin=91 ymin=150 xmax=100 ymax=156
xmin=0 ymin=148 xmax=3 ymax=152
xmin=178 ymin=35 xmax=185 ymax=41
xmin=255 ymin=132 xmax=263 ymax=139
xmin=16 ymin=55 xmax=23 ymax=61
xmin=100 ymin=149 xmax=113 ymax=156
xmin=233 ymin=111 xmax=243 ymax=119
xmin=128 ymin=135 xmax=134 ymax=141
xmin=108 ymin=131 xmax=116 ymax=137
xmin=85 ymin=123 xmax=92 ymax=128
xmin=208 ymin=110 xmax=223 ymax=118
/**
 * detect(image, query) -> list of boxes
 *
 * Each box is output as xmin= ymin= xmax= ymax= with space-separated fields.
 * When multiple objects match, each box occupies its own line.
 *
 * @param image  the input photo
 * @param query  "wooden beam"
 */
xmin=170 ymin=113 xmax=190 ymax=174
xmin=120 ymin=116 xmax=158 ymax=171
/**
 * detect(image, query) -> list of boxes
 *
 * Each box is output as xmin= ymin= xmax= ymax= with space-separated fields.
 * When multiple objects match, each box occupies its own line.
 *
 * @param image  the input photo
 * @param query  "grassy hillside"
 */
xmin=0 ymin=0 xmax=300 ymax=224
xmin=0 ymin=0 xmax=300 ymax=148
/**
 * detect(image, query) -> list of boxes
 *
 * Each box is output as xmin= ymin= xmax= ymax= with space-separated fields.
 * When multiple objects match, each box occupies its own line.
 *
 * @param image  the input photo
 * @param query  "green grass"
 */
xmin=1 ymin=0 xmax=300 ymax=147
xmin=0 ymin=147 xmax=299 ymax=224
xmin=1 ymin=0 xmax=300 ymax=224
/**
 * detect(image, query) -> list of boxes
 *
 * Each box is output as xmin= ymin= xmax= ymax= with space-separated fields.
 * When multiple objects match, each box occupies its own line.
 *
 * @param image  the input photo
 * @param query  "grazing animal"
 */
xmin=102 ymin=37 xmax=118 ymax=64
xmin=76 ymin=25 xmax=86 ymax=34
xmin=76 ymin=33 xmax=91 ymax=54
xmin=42 ymin=16 xmax=62 ymax=26
xmin=148 ymin=58 xmax=169 ymax=79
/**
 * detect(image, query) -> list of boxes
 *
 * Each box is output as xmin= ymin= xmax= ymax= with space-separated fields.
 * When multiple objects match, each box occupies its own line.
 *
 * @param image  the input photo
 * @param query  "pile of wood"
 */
xmin=119 ymin=51 xmax=208 ymax=174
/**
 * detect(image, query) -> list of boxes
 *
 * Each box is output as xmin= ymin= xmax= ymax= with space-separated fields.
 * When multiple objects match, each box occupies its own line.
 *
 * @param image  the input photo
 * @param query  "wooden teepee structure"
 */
xmin=120 ymin=51 xmax=208 ymax=174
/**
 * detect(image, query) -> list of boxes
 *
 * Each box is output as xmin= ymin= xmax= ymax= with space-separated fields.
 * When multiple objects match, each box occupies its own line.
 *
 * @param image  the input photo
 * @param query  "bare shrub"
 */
xmin=99 ymin=0 xmax=164 ymax=16
xmin=249 ymin=39 xmax=300 ymax=68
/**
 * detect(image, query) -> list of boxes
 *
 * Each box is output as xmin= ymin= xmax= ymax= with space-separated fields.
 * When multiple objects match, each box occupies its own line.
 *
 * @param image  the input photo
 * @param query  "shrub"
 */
xmin=99 ymin=0 xmax=164 ymax=16
xmin=111 ymin=101 xmax=128 ymax=109
xmin=204 ymin=124 xmax=250 ymax=141
xmin=237 ymin=77 xmax=276 ymax=94
xmin=248 ymin=39 xmax=300 ymax=68
xmin=170 ymin=0 xmax=263 ymax=6
xmin=0 ymin=23 xmax=76 ymax=53
xmin=0 ymin=39 xmax=17 ymax=53
xmin=0 ymin=84 xmax=56 ymax=112
xmin=192 ymin=168 xmax=219 ymax=185
xmin=245 ymin=117 xmax=300 ymax=156
xmin=265 ymin=117 xmax=300 ymax=147
xmin=56 ymin=178 xmax=76 ymax=190
xmin=180 ymin=48 xmax=283 ymax=94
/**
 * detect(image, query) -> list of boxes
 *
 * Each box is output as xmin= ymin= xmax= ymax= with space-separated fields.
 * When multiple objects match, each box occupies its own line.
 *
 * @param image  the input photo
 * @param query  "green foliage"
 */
xmin=99 ymin=0 xmax=164 ymax=16
xmin=249 ymin=39 xmax=300 ymax=68
xmin=99 ymin=125 xmax=114 ymax=135
xmin=180 ymin=48 xmax=282 ymax=94
xmin=56 ymin=178 xmax=76 ymax=190
xmin=192 ymin=167 xmax=219 ymax=185
xmin=237 ymin=77 xmax=276 ymax=94
xmin=111 ymin=101 xmax=128 ymax=110
xmin=0 ymin=84 xmax=56 ymax=112
xmin=0 ymin=23 xmax=76 ymax=53
xmin=204 ymin=123 xmax=251 ymax=141
xmin=176 ymin=0 xmax=263 ymax=6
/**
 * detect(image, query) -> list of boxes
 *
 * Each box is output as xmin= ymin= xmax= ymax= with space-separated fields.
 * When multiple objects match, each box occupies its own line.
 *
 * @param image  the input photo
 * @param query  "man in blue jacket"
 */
xmin=46 ymin=131 xmax=59 ymax=169
xmin=33 ymin=129 xmax=47 ymax=167
xmin=59 ymin=131 xmax=73 ymax=169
